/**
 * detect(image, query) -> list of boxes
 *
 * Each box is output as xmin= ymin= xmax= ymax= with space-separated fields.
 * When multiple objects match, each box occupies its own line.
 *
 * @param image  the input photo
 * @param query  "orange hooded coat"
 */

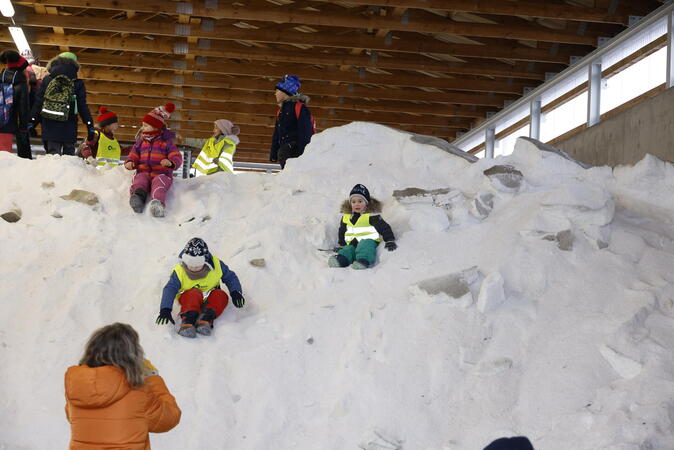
xmin=64 ymin=365 xmax=181 ymax=450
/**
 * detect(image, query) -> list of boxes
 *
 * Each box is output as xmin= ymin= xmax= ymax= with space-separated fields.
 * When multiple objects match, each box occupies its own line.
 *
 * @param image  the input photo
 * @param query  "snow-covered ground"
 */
xmin=1 ymin=122 xmax=673 ymax=449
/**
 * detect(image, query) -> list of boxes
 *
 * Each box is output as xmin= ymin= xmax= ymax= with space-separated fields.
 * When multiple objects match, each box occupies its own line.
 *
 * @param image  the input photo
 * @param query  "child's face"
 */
xmin=275 ymin=89 xmax=288 ymax=103
xmin=140 ymin=122 xmax=156 ymax=133
xmin=213 ymin=124 xmax=221 ymax=135
xmin=187 ymin=264 xmax=205 ymax=272
xmin=350 ymin=196 xmax=367 ymax=213
xmin=106 ymin=122 xmax=119 ymax=133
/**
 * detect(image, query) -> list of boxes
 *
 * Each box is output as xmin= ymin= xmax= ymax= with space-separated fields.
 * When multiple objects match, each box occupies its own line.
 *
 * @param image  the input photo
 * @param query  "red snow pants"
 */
xmin=178 ymin=288 xmax=229 ymax=317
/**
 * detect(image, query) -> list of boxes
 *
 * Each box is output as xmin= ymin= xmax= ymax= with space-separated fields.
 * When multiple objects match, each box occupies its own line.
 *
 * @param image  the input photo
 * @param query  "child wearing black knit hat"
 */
xmin=328 ymin=184 xmax=397 ymax=270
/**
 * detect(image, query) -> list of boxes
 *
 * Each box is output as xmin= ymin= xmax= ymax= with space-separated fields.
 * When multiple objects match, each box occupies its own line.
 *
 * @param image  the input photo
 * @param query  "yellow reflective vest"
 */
xmin=192 ymin=136 xmax=237 ymax=174
xmin=172 ymin=256 xmax=223 ymax=300
xmin=342 ymin=213 xmax=382 ymax=243
xmin=95 ymin=132 xmax=121 ymax=167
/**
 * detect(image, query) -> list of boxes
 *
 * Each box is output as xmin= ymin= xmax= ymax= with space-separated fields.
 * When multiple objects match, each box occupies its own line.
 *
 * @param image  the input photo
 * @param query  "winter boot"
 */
xmin=149 ymin=199 xmax=165 ymax=218
xmin=196 ymin=308 xmax=216 ymax=336
xmin=129 ymin=189 xmax=147 ymax=213
xmin=351 ymin=259 xmax=370 ymax=270
xmin=328 ymin=254 xmax=348 ymax=268
xmin=177 ymin=310 xmax=198 ymax=338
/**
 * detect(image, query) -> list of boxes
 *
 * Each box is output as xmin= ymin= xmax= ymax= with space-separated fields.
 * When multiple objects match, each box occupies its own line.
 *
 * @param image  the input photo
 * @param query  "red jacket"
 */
xmin=127 ymin=128 xmax=182 ymax=177
xmin=65 ymin=365 xmax=181 ymax=450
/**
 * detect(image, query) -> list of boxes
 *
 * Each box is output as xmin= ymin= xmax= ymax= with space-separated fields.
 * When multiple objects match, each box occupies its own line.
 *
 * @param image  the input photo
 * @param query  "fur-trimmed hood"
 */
xmin=46 ymin=56 xmax=80 ymax=79
xmin=341 ymin=198 xmax=382 ymax=214
xmin=283 ymin=94 xmax=310 ymax=105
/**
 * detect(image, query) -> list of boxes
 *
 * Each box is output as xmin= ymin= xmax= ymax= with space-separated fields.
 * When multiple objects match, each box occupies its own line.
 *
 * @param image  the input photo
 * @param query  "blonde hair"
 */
xmin=79 ymin=323 xmax=146 ymax=387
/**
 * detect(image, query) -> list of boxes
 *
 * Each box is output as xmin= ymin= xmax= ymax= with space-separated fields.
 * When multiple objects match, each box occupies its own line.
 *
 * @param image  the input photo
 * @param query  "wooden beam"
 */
xmin=14 ymin=12 xmax=557 ymax=78
xmin=1 ymin=32 xmax=535 ymax=94
xmin=22 ymin=0 xmax=599 ymax=44
xmin=308 ymin=0 xmax=628 ymax=24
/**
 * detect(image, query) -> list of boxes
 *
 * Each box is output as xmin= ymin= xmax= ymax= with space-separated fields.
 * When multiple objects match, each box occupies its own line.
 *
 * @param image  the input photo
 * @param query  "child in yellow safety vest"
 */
xmin=187 ymin=119 xmax=240 ymax=175
xmin=328 ymin=184 xmax=397 ymax=270
xmin=156 ymin=238 xmax=245 ymax=338
xmin=79 ymin=106 xmax=123 ymax=167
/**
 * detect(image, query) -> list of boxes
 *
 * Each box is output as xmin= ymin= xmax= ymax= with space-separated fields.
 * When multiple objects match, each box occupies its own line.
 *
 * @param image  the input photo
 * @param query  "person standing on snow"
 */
xmin=328 ymin=184 xmax=397 ymax=270
xmin=0 ymin=50 xmax=31 ymax=158
xmin=28 ymin=52 xmax=95 ymax=156
xmin=269 ymin=74 xmax=314 ymax=169
xmin=124 ymin=102 xmax=182 ymax=217
xmin=65 ymin=323 xmax=181 ymax=449
xmin=156 ymin=238 xmax=246 ymax=338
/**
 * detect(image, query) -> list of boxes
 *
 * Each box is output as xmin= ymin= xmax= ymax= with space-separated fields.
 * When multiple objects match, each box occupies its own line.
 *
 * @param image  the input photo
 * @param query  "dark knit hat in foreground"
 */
xmin=142 ymin=102 xmax=175 ymax=130
xmin=0 ymin=49 xmax=28 ymax=70
xmin=96 ymin=106 xmax=118 ymax=128
xmin=484 ymin=436 xmax=535 ymax=450
xmin=349 ymin=184 xmax=371 ymax=203
xmin=179 ymin=237 xmax=210 ymax=268
xmin=275 ymin=74 xmax=300 ymax=96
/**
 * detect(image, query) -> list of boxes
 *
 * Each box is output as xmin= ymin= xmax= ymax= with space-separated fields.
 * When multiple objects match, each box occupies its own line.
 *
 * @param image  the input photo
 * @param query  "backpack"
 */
xmin=0 ymin=70 xmax=17 ymax=128
xmin=277 ymin=102 xmax=316 ymax=134
xmin=41 ymin=74 xmax=75 ymax=122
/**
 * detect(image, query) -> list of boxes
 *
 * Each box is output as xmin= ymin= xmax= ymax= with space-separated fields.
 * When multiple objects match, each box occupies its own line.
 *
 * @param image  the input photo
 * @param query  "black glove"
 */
xmin=333 ymin=246 xmax=343 ymax=253
xmin=156 ymin=308 xmax=175 ymax=325
xmin=87 ymin=128 xmax=95 ymax=142
xmin=231 ymin=291 xmax=245 ymax=308
xmin=385 ymin=241 xmax=397 ymax=251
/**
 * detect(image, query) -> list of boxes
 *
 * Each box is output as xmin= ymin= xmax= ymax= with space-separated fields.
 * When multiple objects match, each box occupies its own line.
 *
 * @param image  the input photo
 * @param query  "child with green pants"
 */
xmin=328 ymin=184 xmax=397 ymax=270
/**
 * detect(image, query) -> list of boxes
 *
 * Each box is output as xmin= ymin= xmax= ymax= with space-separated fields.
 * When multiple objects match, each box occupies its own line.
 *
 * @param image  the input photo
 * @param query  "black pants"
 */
xmin=16 ymin=131 xmax=32 ymax=159
xmin=277 ymin=142 xmax=302 ymax=169
xmin=46 ymin=140 xmax=76 ymax=156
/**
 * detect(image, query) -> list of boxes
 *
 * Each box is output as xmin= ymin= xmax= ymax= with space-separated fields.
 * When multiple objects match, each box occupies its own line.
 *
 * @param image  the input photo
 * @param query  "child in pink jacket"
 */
xmin=124 ymin=102 xmax=182 ymax=217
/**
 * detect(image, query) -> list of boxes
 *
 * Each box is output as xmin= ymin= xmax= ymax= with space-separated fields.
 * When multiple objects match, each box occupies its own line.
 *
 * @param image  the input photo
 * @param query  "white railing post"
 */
xmin=485 ymin=127 xmax=495 ymax=158
xmin=529 ymin=99 xmax=542 ymax=140
xmin=667 ymin=11 xmax=674 ymax=88
xmin=587 ymin=61 xmax=603 ymax=127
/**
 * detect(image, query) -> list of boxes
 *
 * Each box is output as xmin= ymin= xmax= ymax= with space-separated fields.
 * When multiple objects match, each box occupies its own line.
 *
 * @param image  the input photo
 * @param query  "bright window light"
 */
xmin=0 ymin=0 xmax=14 ymax=18
xmin=8 ymin=27 xmax=31 ymax=56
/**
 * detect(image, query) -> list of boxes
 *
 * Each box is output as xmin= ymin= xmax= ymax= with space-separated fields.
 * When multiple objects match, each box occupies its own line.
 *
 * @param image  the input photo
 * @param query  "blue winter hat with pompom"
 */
xmin=275 ymin=74 xmax=301 ymax=96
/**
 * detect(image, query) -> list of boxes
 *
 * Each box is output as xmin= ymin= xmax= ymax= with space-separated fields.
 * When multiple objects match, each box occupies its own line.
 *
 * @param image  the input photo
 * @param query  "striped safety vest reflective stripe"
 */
xmin=343 ymin=213 xmax=381 ymax=242
xmin=95 ymin=132 xmax=121 ymax=167
xmin=192 ymin=137 xmax=236 ymax=174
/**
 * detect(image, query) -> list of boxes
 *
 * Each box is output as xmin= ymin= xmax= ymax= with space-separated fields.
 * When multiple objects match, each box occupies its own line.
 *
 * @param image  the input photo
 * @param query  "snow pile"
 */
xmin=1 ymin=122 xmax=673 ymax=449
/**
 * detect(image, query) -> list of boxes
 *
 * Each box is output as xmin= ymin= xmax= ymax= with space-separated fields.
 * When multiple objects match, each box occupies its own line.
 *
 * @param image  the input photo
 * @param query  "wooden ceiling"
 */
xmin=1 ymin=0 xmax=666 ymax=163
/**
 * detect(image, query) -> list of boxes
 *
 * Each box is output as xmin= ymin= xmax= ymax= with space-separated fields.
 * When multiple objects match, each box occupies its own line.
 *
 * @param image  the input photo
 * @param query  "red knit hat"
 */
xmin=142 ymin=102 xmax=175 ymax=130
xmin=96 ymin=106 xmax=118 ymax=127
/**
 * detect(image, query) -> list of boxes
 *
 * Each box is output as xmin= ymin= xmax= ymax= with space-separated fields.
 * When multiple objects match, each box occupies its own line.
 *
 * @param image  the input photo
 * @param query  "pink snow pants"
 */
xmin=129 ymin=172 xmax=173 ymax=205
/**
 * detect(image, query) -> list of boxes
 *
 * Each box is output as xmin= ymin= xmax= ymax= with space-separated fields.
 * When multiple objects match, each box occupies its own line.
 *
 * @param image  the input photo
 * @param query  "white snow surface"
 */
xmin=1 ymin=122 xmax=674 ymax=449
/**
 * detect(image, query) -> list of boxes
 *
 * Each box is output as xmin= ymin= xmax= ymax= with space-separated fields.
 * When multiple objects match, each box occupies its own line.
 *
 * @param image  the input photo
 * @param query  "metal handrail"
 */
xmin=452 ymin=0 xmax=674 ymax=151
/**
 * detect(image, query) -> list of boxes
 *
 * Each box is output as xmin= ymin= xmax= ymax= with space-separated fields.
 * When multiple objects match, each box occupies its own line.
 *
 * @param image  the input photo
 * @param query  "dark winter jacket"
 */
xmin=269 ymin=94 xmax=313 ymax=162
xmin=337 ymin=198 xmax=396 ymax=246
xmin=30 ymin=56 xmax=93 ymax=144
xmin=0 ymin=67 xmax=30 ymax=134
xmin=159 ymin=254 xmax=242 ymax=311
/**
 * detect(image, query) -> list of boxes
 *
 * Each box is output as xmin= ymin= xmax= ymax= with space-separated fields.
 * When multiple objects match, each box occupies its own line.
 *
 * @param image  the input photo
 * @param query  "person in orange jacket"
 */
xmin=64 ymin=323 xmax=181 ymax=449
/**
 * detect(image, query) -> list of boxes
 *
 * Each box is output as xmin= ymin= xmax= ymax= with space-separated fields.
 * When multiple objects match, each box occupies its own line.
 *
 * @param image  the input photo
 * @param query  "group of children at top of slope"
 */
xmin=158 ymin=182 xmax=397 ymax=339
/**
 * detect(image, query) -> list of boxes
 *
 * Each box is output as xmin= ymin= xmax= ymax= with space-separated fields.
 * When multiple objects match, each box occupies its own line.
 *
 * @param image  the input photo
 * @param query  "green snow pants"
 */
xmin=338 ymin=239 xmax=378 ymax=266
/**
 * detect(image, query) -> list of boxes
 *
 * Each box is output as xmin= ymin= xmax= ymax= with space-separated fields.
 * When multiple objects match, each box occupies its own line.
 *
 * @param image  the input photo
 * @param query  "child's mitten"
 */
xmin=156 ymin=308 xmax=175 ymax=325
xmin=231 ymin=291 xmax=245 ymax=308
xmin=385 ymin=241 xmax=397 ymax=251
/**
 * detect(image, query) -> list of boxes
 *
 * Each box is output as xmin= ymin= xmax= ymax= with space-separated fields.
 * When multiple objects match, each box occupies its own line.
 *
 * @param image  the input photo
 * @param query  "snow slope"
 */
xmin=1 ymin=122 xmax=673 ymax=450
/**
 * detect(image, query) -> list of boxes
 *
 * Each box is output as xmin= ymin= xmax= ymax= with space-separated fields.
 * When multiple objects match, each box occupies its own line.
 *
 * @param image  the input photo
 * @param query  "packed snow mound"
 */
xmin=1 ymin=122 xmax=674 ymax=450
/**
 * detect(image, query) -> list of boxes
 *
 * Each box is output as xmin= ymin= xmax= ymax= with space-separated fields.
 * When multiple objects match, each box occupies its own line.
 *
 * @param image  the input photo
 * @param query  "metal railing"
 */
xmin=452 ymin=1 xmax=674 ymax=158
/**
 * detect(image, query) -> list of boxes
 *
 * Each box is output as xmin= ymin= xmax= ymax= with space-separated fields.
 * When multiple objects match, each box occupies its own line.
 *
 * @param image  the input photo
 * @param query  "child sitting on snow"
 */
xmin=328 ymin=184 xmax=397 ymax=270
xmin=156 ymin=238 xmax=245 ymax=338
xmin=185 ymin=119 xmax=240 ymax=175
xmin=124 ymin=102 xmax=182 ymax=218
xmin=79 ymin=106 xmax=122 ymax=167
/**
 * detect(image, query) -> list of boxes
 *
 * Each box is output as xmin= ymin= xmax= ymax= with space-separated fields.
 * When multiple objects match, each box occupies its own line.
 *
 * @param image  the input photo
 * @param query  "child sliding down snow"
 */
xmin=124 ymin=102 xmax=182 ymax=217
xmin=329 ymin=184 xmax=397 ymax=270
xmin=156 ymin=238 xmax=245 ymax=338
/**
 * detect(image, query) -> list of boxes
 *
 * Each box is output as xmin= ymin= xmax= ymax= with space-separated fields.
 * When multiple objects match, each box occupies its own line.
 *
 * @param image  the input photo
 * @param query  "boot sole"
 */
xmin=177 ymin=326 xmax=197 ymax=338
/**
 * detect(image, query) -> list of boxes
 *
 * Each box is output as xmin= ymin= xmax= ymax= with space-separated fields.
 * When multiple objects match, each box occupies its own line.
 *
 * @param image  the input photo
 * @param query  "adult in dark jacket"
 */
xmin=0 ymin=50 xmax=31 ymax=159
xmin=269 ymin=75 xmax=314 ymax=169
xmin=29 ymin=52 xmax=94 ymax=156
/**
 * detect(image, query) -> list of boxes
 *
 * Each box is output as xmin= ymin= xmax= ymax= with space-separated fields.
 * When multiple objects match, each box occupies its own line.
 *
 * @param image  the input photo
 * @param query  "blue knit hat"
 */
xmin=349 ymin=184 xmax=371 ymax=203
xmin=275 ymin=75 xmax=301 ymax=96
xmin=484 ymin=437 xmax=534 ymax=450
